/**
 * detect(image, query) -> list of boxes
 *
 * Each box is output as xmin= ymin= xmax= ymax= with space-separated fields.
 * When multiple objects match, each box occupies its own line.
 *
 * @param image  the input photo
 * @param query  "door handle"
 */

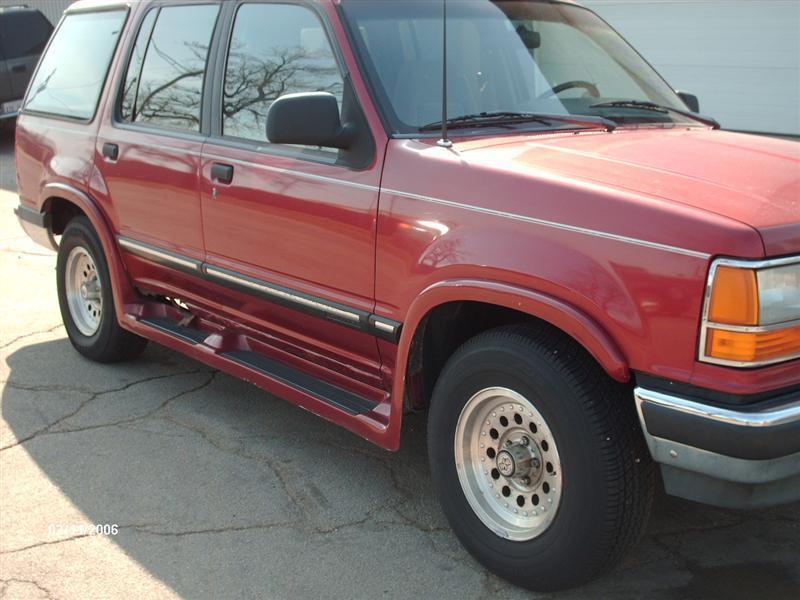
xmin=102 ymin=143 xmax=119 ymax=161
xmin=211 ymin=162 xmax=234 ymax=185
xmin=11 ymin=64 xmax=26 ymax=74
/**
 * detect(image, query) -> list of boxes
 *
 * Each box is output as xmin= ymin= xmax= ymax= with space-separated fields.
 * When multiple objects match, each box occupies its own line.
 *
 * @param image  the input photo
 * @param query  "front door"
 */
xmin=199 ymin=1 xmax=386 ymax=384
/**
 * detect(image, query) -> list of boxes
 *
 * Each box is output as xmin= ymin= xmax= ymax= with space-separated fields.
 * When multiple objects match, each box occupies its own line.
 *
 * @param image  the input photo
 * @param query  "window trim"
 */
xmin=112 ymin=1 xmax=223 ymax=138
xmin=20 ymin=7 xmax=130 ymax=125
xmin=118 ymin=5 xmax=158 ymax=125
xmin=335 ymin=2 xmax=394 ymax=137
xmin=207 ymin=0 xmax=375 ymax=171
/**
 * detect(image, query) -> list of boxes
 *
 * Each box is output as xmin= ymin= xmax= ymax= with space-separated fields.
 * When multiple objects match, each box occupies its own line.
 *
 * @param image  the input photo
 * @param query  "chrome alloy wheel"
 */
xmin=65 ymin=245 xmax=103 ymax=336
xmin=454 ymin=387 xmax=563 ymax=541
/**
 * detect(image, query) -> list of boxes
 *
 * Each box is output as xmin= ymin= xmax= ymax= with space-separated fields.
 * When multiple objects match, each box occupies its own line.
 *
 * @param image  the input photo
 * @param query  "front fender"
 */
xmin=382 ymin=279 xmax=630 ymax=450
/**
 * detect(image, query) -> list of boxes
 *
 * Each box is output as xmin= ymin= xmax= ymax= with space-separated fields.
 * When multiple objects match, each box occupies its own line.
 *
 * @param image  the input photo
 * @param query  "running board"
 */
xmin=139 ymin=316 xmax=210 ymax=345
xmin=223 ymin=350 xmax=376 ymax=416
xmin=126 ymin=307 xmax=390 ymax=447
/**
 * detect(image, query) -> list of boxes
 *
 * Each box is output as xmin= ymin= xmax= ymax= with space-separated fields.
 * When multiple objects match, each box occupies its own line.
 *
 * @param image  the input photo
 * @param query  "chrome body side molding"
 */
xmin=382 ymin=188 xmax=711 ymax=260
xmin=118 ymin=236 xmax=203 ymax=274
xmin=117 ymin=235 xmax=402 ymax=342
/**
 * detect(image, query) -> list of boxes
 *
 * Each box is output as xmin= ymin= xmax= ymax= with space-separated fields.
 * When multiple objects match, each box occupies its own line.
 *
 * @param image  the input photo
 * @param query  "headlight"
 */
xmin=700 ymin=257 xmax=800 ymax=367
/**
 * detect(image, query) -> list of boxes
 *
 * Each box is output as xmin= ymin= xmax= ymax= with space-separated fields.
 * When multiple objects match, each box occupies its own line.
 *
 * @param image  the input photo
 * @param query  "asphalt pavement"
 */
xmin=0 ymin=124 xmax=798 ymax=599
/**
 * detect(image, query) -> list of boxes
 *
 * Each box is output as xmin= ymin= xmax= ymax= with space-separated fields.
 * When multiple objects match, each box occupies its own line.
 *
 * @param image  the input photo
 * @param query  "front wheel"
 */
xmin=56 ymin=215 xmax=148 ymax=363
xmin=428 ymin=325 xmax=654 ymax=591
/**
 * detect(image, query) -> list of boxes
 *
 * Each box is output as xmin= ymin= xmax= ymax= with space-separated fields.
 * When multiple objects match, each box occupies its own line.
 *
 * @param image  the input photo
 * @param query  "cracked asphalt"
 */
xmin=0 ymin=123 xmax=798 ymax=599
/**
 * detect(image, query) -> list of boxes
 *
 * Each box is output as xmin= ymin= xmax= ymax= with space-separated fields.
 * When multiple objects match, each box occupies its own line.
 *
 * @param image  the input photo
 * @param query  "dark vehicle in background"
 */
xmin=0 ymin=5 xmax=52 ymax=120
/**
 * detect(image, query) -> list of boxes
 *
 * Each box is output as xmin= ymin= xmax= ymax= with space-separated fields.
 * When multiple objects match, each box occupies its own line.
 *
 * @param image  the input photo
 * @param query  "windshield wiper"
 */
xmin=590 ymin=100 xmax=720 ymax=129
xmin=420 ymin=111 xmax=616 ymax=133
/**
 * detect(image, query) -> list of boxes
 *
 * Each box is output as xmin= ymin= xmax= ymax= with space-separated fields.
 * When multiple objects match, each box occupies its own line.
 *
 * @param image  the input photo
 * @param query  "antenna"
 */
xmin=437 ymin=0 xmax=453 ymax=148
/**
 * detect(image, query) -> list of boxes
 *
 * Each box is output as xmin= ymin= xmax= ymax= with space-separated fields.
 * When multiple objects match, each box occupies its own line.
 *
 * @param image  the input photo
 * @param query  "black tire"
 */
xmin=57 ymin=215 xmax=148 ymax=363
xmin=428 ymin=324 xmax=654 ymax=592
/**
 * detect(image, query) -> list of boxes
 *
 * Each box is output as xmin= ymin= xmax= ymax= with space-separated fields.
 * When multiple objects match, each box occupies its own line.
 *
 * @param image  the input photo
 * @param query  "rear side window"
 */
xmin=120 ymin=4 xmax=220 ymax=132
xmin=0 ymin=11 xmax=53 ymax=60
xmin=222 ymin=3 xmax=344 ymax=142
xmin=24 ymin=10 xmax=126 ymax=120
xmin=119 ymin=9 xmax=157 ymax=123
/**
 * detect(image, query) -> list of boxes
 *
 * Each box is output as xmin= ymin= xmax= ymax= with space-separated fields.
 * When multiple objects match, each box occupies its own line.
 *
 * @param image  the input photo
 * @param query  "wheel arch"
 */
xmin=386 ymin=279 xmax=630 ymax=449
xmin=39 ymin=182 xmax=136 ymax=318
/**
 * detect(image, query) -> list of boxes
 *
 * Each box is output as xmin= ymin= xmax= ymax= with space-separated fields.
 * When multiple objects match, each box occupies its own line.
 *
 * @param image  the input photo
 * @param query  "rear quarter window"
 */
xmin=23 ymin=10 xmax=127 ymax=121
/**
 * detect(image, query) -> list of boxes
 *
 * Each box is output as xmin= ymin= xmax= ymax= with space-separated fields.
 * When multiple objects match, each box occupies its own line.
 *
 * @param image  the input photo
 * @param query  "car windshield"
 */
xmin=341 ymin=0 xmax=695 ymax=134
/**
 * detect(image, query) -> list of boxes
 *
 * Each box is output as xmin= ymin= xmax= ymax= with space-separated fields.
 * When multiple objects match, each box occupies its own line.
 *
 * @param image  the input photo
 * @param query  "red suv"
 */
xmin=13 ymin=0 xmax=800 ymax=591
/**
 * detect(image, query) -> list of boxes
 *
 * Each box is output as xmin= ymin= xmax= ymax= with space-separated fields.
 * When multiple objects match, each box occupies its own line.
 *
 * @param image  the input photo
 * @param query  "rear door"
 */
xmin=97 ymin=3 xmax=221 ymax=289
xmin=0 ymin=10 xmax=53 ymax=100
xmin=199 ymin=1 xmax=387 ymax=384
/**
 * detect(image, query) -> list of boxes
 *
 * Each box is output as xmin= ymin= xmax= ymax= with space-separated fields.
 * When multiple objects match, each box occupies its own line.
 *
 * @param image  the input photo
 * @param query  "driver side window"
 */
xmin=222 ymin=3 xmax=344 ymax=143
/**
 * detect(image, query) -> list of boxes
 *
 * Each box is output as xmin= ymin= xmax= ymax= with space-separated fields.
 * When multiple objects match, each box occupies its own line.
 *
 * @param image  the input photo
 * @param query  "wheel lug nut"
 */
xmin=521 ymin=476 xmax=531 ymax=485
xmin=520 ymin=436 xmax=529 ymax=446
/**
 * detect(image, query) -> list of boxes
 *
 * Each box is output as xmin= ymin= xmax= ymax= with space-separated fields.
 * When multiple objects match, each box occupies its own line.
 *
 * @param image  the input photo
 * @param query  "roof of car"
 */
xmin=65 ymin=0 xmax=133 ymax=13
xmin=64 ymin=0 xmax=584 ymax=10
xmin=63 ymin=0 xmax=586 ymax=16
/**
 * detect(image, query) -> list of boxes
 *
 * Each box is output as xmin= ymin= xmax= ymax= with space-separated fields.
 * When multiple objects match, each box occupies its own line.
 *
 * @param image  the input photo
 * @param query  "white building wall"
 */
xmin=583 ymin=0 xmax=800 ymax=136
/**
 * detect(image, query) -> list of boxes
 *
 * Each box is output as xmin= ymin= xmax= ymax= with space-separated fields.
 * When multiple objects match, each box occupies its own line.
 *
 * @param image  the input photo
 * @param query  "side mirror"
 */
xmin=266 ymin=92 xmax=354 ymax=149
xmin=676 ymin=91 xmax=700 ymax=113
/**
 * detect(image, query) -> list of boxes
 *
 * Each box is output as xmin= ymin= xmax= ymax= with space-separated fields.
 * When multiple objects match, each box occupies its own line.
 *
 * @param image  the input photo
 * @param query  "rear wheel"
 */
xmin=428 ymin=325 xmax=654 ymax=591
xmin=57 ymin=216 xmax=147 ymax=362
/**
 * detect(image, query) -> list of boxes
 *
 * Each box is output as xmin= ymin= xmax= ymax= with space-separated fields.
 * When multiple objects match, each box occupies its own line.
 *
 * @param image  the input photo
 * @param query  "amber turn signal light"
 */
xmin=707 ymin=266 xmax=758 ymax=326
xmin=702 ymin=258 xmax=800 ymax=366
xmin=706 ymin=325 xmax=800 ymax=364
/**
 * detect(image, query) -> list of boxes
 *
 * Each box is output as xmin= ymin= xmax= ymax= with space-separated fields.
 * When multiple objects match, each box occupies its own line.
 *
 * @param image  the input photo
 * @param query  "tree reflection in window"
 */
xmin=127 ymin=4 xmax=219 ymax=131
xmin=223 ymin=4 xmax=344 ymax=143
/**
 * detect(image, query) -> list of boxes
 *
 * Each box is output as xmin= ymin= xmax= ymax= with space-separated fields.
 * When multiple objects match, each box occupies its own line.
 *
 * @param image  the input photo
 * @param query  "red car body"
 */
xmin=13 ymin=0 xmax=800 ymax=513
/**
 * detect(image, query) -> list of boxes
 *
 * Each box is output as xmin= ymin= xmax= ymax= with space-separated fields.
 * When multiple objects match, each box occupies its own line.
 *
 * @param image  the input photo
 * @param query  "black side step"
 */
xmin=223 ymin=350 xmax=376 ymax=415
xmin=140 ymin=316 xmax=210 ymax=345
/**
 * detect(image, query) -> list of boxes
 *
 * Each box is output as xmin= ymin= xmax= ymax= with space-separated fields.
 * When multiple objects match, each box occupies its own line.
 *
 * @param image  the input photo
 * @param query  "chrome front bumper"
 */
xmin=634 ymin=386 xmax=800 ymax=509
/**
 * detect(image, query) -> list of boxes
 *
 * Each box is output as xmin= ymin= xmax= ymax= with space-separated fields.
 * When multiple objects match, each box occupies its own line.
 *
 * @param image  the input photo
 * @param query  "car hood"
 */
xmin=455 ymin=128 xmax=800 ymax=256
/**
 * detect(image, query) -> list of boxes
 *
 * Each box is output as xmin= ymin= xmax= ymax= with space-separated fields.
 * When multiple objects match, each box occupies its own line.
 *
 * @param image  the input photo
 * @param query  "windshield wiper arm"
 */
xmin=420 ymin=111 xmax=549 ymax=131
xmin=530 ymin=112 xmax=617 ymax=131
xmin=420 ymin=111 xmax=616 ymax=132
xmin=590 ymin=100 xmax=720 ymax=129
